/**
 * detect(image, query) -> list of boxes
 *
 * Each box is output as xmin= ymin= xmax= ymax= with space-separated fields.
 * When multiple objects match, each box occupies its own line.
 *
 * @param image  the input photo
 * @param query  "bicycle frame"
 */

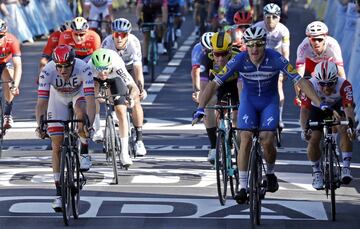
xmin=142 ymin=23 xmax=161 ymax=82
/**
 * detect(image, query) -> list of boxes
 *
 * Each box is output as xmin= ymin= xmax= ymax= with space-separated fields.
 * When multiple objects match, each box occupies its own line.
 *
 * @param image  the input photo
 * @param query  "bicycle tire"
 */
xmin=329 ymin=144 xmax=336 ymax=221
xmin=72 ymin=151 xmax=81 ymax=219
xmin=166 ymin=28 xmax=173 ymax=61
xmin=216 ymin=131 xmax=227 ymax=205
xmin=107 ymin=115 xmax=119 ymax=184
xmin=60 ymin=146 xmax=71 ymax=226
xmin=0 ymin=97 xmax=4 ymax=158
xmin=148 ymin=40 xmax=156 ymax=82
xmin=276 ymin=126 xmax=282 ymax=148
xmin=249 ymin=141 xmax=261 ymax=228
xmin=229 ymin=134 xmax=239 ymax=198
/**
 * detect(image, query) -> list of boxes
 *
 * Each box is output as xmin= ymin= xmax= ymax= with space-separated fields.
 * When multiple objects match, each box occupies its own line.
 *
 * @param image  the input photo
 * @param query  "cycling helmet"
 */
xmin=91 ymin=48 xmax=113 ymax=71
xmin=0 ymin=19 xmax=7 ymax=34
xmin=52 ymin=45 xmax=75 ymax=65
xmin=231 ymin=28 xmax=244 ymax=47
xmin=70 ymin=17 xmax=89 ymax=32
xmin=243 ymin=26 xmax=267 ymax=42
xmin=200 ymin=32 xmax=214 ymax=50
xmin=211 ymin=32 xmax=232 ymax=52
xmin=60 ymin=21 xmax=71 ymax=32
xmin=314 ymin=61 xmax=338 ymax=82
xmin=263 ymin=3 xmax=281 ymax=16
xmin=233 ymin=10 xmax=253 ymax=25
xmin=111 ymin=18 xmax=132 ymax=33
xmin=306 ymin=21 xmax=328 ymax=37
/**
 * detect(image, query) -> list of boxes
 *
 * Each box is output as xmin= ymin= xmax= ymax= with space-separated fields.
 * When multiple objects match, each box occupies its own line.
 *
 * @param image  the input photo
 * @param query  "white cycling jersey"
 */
xmin=84 ymin=0 xmax=112 ymax=7
xmin=253 ymin=21 xmax=290 ymax=52
xmin=296 ymin=36 xmax=344 ymax=68
xmin=87 ymin=49 xmax=134 ymax=85
xmin=101 ymin=34 xmax=142 ymax=70
xmin=85 ymin=0 xmax=112 ymax=28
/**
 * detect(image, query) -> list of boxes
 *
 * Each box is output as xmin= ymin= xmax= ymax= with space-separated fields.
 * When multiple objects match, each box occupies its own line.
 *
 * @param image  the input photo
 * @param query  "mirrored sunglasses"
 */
xmin=318 ymin=81 xmax=336 ymax=87
xmin=246 ymin=40 xmax=266 ymax=48
xmin=113 ymin=32 xmax=128 ymax=39
xmin=0 ymin=34 xmax=5 ymax=39
xmin=95 ymin=66 xmax=111 ymax=73
xmin=56 ymin=64 xmax=72 ymax=69
xmin=213 ymin=51 xmax=230 ymax=57
xmin=310 ymin=37 xmax=324 ymax=43
xmin=73 ymin=32 xmax=86 ymax=37
xmin=265 ymin=14 xmax=279 ymax=20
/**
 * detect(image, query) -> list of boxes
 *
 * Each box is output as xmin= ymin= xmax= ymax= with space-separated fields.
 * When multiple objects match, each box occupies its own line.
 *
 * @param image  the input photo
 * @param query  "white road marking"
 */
xmin=147 ymin=83 xmax=165 ymax=93
xmin=121 ymin=204 xmax=174 ymax=214
xmin=162 ymin=66 xmax=177 ymax=74
xmin=155 ymin=73 xmax=171 ymax=82
xmin=178 ymin=45 xmax=191 ymax=52
xmin=141 ymin=94 xmax=157 ymax=105
xmin=168 ymin=59 xmax=182 ymax=66
xmin=173 ymin=52 xmax=186 ymax=58
xmin=132 ymin=175 xmax=180 ymax=184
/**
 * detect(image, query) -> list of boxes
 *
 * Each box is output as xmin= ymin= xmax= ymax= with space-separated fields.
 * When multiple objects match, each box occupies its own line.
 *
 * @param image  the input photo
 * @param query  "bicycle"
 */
xmin=40 ymin=102 xmax=87 ymax=226
xmin=207 ymin=103 xmax=239 ymax=205
xmin=308 ymin=118 xmax=352 ymax=221
xmin=275 ymin=124 xmax=282 ymax=148
xmin=142 ymin=22 xmax=162 ymax=82
xmin=164 ymin=10 xmax=181 ymax=61
xmin=247 ymin=128 xmax=267 ymax=229
xmin=0 ymin=80 xmax=14 ymax=158
xmin=87 ymin=13 xmax=111 ymax=40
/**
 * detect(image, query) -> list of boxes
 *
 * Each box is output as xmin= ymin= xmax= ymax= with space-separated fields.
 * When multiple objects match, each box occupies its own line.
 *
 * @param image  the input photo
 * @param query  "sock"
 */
xmin=120 ymin=137 xmax=129 ymax=156
xmin=266 ymin=163 xmax=275 ymax=174
xmin=94 ymin=113 xmax=101 ymax=131
xmin=135 ymin=126 xmax=143 ymax=142
xmin=206 ymin=127 xmax=217 ymax=149
xmin=342 ymin=152 xmax=352 ymax=168
xmin=239 ymin=171 xmax=248 ymax=190
xmin=54 ymin=173 xmax=61 ymax=196
xmin=80 ymin=143 xmax=88 ymax=154
xmin=79 ymin=137 xmax=87 ymax=145
xmin=4 ymin=101 xmax=13 ymax=116
xmin=279 ymin=106 xmax=283 ymax=122
xmin=311 ymin=160 xmax=321 ymax=173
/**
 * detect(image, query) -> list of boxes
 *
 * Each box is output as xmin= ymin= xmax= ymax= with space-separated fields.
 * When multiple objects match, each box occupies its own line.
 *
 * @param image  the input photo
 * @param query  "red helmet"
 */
xmin=233 ymin=10 xmax=253 ymax=25
xmin=52 ymin=45 xmax=75 ymax=65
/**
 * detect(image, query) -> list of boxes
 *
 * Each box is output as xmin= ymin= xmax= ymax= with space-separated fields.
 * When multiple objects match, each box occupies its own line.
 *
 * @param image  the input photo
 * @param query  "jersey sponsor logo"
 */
xmin=266 ymin=116 xmax=274 ymax=126
xmin=242 ymin=114 xmax=249 ymax=124
xmin=343 ymin=85 xmax=353 ymax=101
xmin=55 ymin=77 xmax=80 ymax=88
xmin=83 ymin=66 xmax=91 ymax=73
xmin=286 ymin=64 xmax=297 ymax=74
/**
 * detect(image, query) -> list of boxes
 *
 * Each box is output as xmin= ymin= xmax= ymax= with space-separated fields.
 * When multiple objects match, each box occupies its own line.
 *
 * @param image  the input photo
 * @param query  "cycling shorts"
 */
xmin=237 ymin=94 xmax=279 ymax=131
xmin=217 ymin=81 xmax=239 ymax=107
xmin=94 ymin=77 xmax=128 ymax=105
xmin=0 ymin=61 xmax=13 ymax=76
xmin=47 ymin=86 xmax=85 ymax=136
xmin=142 ymin=4 xmax=162 ymax=23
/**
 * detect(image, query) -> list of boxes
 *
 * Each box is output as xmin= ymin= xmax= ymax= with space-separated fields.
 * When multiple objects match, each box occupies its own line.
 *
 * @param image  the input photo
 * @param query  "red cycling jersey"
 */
xmin=0 ymin=33 xmax=21 ymax=64
xmin=58 ymin=30 xmax=101 ymax=58
xmin=42 ymin=31 xmax=61 ymax=58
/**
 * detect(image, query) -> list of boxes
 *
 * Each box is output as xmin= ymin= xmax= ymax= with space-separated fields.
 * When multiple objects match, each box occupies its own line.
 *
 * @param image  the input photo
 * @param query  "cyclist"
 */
xmin=89 ymin=48 xmax=140 ymax=166
xmin=83 ymin=0 xmax=113 ymax=30
xmin=39 ymin=21 xmax=71 ymax=73
xmin=35 ymin=45 xmax=96 ymax=212
xmin=233 ymin=9 xmax=253 ymax=30
xmin=193 ymin=26 xmax=324 ymax=203
xmin=59 ymin=17 xmax=101 ymax=62
xmin=136 ymin=0 xmax=168 ymax=74
xmin=99 ymin=18 xmax=148 ymax=156
xmin=254 ymin=3 xmax=289 ymax=128
xmin=0 ymin=19 xmax=22 ymax=130
xmin=300 ymin=61 xmax=355 ymax=189
xmin=168 ymin=0 xmax=186 ymax=49
xmin=193 ymin=0 xmax=211 ymax=36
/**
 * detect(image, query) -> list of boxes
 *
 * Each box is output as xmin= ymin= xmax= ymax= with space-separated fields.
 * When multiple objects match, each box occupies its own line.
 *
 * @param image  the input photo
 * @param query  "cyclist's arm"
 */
xmin=198 ymin=80 xmax=219 ymax=108
xmin=35 ymin=98 xmax=48 ymax=126
xmin=82 ymin=66 xmax=96 ymax=126
xmin=340 ymin=80 xmax=355 ymax=122
xmin=133 ymin=63 xmax=145 ymax=91
xmin=128 ymin=80 xmax=140 ymax=101
xmin=295 ymin=78 xmax=321 ymax=107
xmin=191 ymin=67 xmax=200 ymax=92
xmin=337 ymin=65 xmax=346 ymax=79
xmin=36 ymin=69 xmax=50 ymax=126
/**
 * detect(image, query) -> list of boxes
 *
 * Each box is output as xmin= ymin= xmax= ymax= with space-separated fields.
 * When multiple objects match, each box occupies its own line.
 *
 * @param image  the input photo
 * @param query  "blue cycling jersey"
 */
xmin=191 ymin=43 xmax=204 ymax=68
xmin=214 ymin=48 xmax=301 ymax=97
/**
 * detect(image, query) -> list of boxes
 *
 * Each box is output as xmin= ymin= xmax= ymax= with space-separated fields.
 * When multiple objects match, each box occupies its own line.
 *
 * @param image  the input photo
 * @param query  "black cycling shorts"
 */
xmin=94 ymin=77 xmax=128 ymax=105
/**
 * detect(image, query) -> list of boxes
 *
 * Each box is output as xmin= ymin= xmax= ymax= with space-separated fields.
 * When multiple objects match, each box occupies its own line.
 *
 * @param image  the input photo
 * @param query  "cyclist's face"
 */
xmin=309 ymin=36 xmax=326 ymax=54
xmin=264 ymin=14 xmax=280 ymax=29
xmin=213 ymin=50 xmax=231 ymax=67
xmin=72 ymin=31 xmax=86 ymax=43
xmin=113 ymin=32 xmax=128 ymax=50
xmin=319 ymin=81 xmax=336 ymax=96
xmin=246 ymin=40 xmax=266 ymax=63
xmin=56 ymin=63 xmax=73 ymax=79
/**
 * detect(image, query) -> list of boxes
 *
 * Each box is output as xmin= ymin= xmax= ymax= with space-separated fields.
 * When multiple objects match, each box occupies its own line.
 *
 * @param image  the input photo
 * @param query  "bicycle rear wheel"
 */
xmin=60 ymin=146 xmax=72 ymax=226
xmin=229 ymin=135 xmax=239 ymax=198
xmin=216 ymin=131 xmax=227 ymax=205
xmin=275 ymin=125 xmax=282 ymax=147
xmin=72 ymin=151 xmax=81 ymax=219
xmin=329 ymin=145 xmax=336 ymax=221
xmin=249 ymin=143 xmax=261 ymax=228
xmin=107 ymin=115 xmax=119 ymax=184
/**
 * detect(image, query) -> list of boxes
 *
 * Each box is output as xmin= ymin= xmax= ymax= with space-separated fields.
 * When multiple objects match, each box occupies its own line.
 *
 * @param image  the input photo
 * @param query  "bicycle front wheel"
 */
xmin=249 ymin=143 xmax=261 ymax=227
xmin=229 ymin=133 xmax=239 ymax=198
xmin=148 ymin=40 xmax=156 ymax=82
xmin=71 ymin=151 xmax=81 ymax=219
xmin=329 ymin=144 xmax=336 ymax=221
xmin=216 ymin=131 xmax=228 ymax=205
xmin=107 ymin=115 xmax=119 ymax=184
xmin=60 ymin=146 xmax=72 ymax=226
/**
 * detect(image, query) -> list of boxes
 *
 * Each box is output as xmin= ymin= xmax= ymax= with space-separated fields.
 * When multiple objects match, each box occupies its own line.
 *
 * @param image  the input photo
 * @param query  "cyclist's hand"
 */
xmin=294 ymin=96 xmax=301 ymax=107
xmin=192 ymin=108 xmax=205 ymax=126
xmin=84 ymin=127 xmax=95 ymax=139
xmin=126 ymin=96 xmax=135 ymax=108
xmin=140 ymin=89 xmax=147 ymax=101
xmin=10 ymin=83 xmax=19 ymax=96
xmin=192 ymin=91 xmax=199 ymax=103
xmin=319 ymin=102 xmax=330 ymax=111
xmin=301 ymin=129 xmax=311 ymax=142
xmin=35 ymin=127 xmax=48 ymax=139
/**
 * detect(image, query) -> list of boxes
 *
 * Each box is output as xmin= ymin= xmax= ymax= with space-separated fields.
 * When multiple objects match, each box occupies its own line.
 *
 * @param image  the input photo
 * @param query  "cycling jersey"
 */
xmin=84 ymin=0 xmax=112 ymax=7
xmin=296 ymin=36 xmax=344 ymax=73
xmin=214 ymin=49 xmax=301 ymax=130
xmin=101 ymin=34 xmax=142 ymax=71
xmin=42 ymin=31 xmax=61 ymax=59
xmin=168 ymin=0 xmax=185 ymax=6
xmin=58 ymin=30 xmax=101 ymax=59
xmin=191 ymin=42 xmax=204 ymax=69
xmin=301 ymin=77 xmax=353 ymax=109
xmin=253 ymin=21 xmax=290 ymax=52
xmin=0 ymin=33 xmax=21 ymax=64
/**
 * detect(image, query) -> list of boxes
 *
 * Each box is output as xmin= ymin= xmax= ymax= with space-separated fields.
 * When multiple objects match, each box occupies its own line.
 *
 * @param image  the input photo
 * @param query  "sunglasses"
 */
xmin=73 ymin=32 xmax=86 ymax=37
xmin=0 ymin=34 xmax=5 ymax=39
xmin=113 ymin=32 xmax=128 ymax=39
xmin=95 ymin=66 xmax=111 ymax=73
xmin=310 ymin=37 xmax=324 ymax=43
xmin=318 ymin=81 xmax=336 ymax=87
xmin=265 ymin=14 xmax=280 ymax=20
xmin=246 ymin=40 xmax=266 ymax=48
xmin=56 ymin=64 xmax=72 ymax=69
xmin=213 ymin=51 xmax=230 ymax=57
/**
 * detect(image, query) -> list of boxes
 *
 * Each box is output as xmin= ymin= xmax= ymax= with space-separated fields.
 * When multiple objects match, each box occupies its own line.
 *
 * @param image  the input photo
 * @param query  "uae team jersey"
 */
xmin=0 ymin=33 xmax=21 ymax=64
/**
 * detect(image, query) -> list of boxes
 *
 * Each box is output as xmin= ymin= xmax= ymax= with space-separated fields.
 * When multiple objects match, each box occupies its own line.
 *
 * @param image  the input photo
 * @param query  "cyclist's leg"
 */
xmin=278 ymin=73 xmax=286 ymax=128
xmin=1 ymin=62 xmax=15 ymax=129
xmin=92 ymin=81 xmax=103 ymax=141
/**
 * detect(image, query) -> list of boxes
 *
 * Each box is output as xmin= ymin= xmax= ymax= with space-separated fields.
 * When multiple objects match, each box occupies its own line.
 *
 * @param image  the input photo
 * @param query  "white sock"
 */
xmin=279 ymin=106 xmax=283 ymax=122
xmin=342 ymin=152 xmax=352 ymax=168
xmin=311 ymin=160 xmax=321 ymax=173
xmin=53 ymin=173 xmax=60 ymax=182
xmin=79 ymin=137 xmax=87 ymax=144
xmin=94 ymin=113 xmax=101 ymax=131
xmin=239 ymin=171 xmax=248 ymax=190
xmin=120 ymin=137 xmax=129 ymax=156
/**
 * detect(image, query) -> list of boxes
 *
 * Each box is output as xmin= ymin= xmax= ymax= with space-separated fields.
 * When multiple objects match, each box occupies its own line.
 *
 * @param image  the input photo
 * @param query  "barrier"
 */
xmin=0 ymin=0 xmax=73 ymax=43
xmin=333 ymin=4 xmax=348 ymax=43
xmin=323 ymin=0 xmax=339 ymax=35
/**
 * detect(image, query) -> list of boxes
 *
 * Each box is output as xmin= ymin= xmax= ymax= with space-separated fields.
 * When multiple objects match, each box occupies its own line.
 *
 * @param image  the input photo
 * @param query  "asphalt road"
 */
xmin=0 ymin=1 xmax=359 ymax=228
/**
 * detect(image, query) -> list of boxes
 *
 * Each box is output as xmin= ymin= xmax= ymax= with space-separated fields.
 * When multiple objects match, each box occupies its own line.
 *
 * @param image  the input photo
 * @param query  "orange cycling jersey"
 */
xmin=58 ymin=30 xmax=101 ymax=58
xmin=42 ymin=31 xmax=61 ymax=58
xmin=0 ymin=33 xmax=21 ymax=64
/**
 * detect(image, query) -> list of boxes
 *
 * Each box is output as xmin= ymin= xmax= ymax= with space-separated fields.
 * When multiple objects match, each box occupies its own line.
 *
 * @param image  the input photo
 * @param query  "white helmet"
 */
xmin=263 ymin=3 xmax=281 ymax=16
xmin=60 ymin=21 xmax=71 ymax=32
xmin=243 ymin=26 xmax=267 ymax=42
xmin=70 ymin=17 xmax=89 ymax=32
xmin=0 ymin=19 xmax=7 ymax=33
xmin=314 ymin=61 xmax=338 ymax=82
xmin=200 ymin=32 xmax=214 ymax=50
xmin=306 ymin=21 xmax=328 ymax=37
xmin=112 ymin=18 xmax=132 ymax=33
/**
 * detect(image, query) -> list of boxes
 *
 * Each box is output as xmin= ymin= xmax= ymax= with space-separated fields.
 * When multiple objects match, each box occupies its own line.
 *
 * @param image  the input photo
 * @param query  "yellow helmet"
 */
xmin=211 ymin=32 xmax=232 ymax=52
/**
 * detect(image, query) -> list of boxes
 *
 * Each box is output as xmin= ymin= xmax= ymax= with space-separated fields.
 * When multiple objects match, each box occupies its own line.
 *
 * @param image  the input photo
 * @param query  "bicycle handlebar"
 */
xmin=206 ymin=105 xmax=238 ymax=110
xmin=308 ymin=119 xmax=351 ymax=128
